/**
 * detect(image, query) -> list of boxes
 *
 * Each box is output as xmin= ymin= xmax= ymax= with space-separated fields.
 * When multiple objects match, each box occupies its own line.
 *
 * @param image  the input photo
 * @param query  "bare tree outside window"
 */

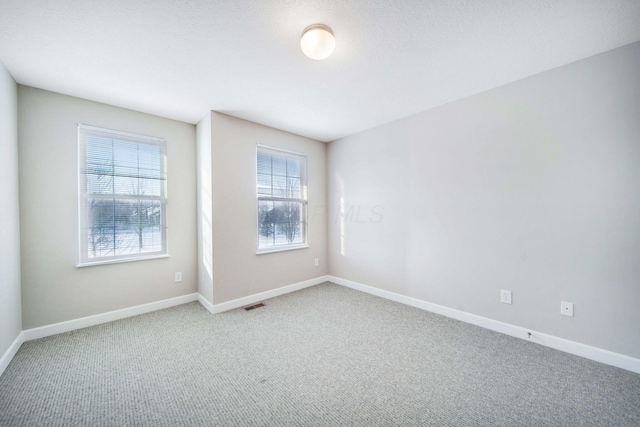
xmin=257 ymin=146 xmax=307 ymax=250
xmin=79 ymin=125 xmax=167 ymax=265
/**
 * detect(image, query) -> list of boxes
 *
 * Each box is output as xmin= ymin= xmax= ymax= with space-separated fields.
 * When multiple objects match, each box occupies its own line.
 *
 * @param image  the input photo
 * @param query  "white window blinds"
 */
xmin=78 ymin=124 xmax=167 ymax=265
xmin=257 ymin=145 xmax=308 ymax=251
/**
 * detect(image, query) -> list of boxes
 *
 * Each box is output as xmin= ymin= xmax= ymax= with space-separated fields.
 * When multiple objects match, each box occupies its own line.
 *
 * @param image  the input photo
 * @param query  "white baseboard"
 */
xmin=328 ymin=275 xmax=640 ymax=374
xmin=0 ymin=332 xmax=24 ymax=377
xmin=16 ymin=274 xmax=329 ymax=344
xmin=197 ymin=293 xmax=214 ymax=314
xmin=210 ymin=275 xmax=330 ymax=314
xmin=22 ymin=293 xmax=198 ymax=341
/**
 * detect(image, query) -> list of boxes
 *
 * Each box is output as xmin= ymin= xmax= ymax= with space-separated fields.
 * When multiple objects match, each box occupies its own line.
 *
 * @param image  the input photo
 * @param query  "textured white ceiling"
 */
xmin=1 ymin=0 xmax=639 ymax=142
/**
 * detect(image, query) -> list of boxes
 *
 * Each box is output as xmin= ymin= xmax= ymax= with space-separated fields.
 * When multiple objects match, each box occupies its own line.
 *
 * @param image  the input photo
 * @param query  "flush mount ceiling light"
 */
xmin=300 ymin=24 xmax=335 ymax=60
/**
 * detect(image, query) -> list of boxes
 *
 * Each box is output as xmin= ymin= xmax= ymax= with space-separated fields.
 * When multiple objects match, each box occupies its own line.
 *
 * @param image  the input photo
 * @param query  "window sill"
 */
xmin=77 ymin=254 xmax=169 ymax=268
xmin=256 ymin=244 xmax=309 ymax=255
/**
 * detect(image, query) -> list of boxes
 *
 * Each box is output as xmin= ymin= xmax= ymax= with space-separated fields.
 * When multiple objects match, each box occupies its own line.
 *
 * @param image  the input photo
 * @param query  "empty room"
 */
xmin=1 ymin=1 xmax=639 ymax=425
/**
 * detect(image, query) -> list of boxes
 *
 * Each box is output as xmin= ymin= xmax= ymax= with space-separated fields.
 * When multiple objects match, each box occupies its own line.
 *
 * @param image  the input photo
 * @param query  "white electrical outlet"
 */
xmin=500 ymin=290 xmax=512 ymax=304
xmin=175 ymin=272 xmax=182 ymax=283
xmin=561 ymin=301 xmax=573 ymax=317
xmin=314 ymin=258 xmax=319 ymax=267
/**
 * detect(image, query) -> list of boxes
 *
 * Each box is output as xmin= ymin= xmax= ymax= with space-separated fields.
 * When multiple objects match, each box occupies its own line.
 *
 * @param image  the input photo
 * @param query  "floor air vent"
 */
xmin=244 ymin=303 xmax=265 ymax=311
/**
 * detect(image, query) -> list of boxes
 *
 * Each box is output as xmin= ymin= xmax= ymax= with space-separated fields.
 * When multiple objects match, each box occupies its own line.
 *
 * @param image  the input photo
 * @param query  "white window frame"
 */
xmin=256 ymin=144 xmax=308 ymax=254
xmin=77 ymin=124 xmax=168 ymax=267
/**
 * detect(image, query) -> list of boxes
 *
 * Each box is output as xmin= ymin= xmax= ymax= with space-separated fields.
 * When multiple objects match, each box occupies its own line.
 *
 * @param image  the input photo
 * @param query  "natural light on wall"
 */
xmin=201 ymin=166 xmax=213 ymax=281
xmin=337 ymin=172 xmax=346 ymax=256
xmin=300 ymin=24 xmax=335 ymax=60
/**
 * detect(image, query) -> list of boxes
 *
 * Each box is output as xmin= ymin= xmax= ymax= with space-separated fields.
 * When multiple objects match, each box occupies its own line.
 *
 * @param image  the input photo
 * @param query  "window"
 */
xmin=257 ymin=145 xmax=307 ymax=252
xmin=78 ymin=125 xmax=167 ymax=266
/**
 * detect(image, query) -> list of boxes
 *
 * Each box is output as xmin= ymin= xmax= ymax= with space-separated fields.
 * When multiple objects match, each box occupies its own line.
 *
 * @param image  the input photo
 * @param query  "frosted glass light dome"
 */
xmin=300 ymin=24 xmax=335 ymax=60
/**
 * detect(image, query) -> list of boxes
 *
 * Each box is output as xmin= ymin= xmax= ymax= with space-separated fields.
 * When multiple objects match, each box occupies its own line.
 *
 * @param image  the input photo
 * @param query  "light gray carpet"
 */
xmin=1 ymin=282 xmax=639 ymax=426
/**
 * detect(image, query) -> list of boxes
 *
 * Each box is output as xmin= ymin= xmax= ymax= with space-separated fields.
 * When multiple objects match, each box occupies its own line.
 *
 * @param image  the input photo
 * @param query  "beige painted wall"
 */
xmin=18 ymin=86 xmax=197 ymax=329
xmin=327 ymin=42 xmax=640 ymax=358
xmin=208 ymin=112 xmax=327 ymax=303
xmin=0 ymin=61 xmax=22 ymax=356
